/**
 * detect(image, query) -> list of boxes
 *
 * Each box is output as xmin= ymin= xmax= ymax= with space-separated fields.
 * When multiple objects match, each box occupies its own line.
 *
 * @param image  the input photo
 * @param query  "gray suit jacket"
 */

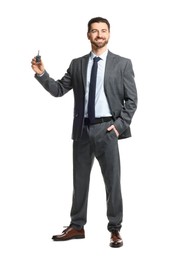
xmin=35 ymin=51 xmax=137 ymax=140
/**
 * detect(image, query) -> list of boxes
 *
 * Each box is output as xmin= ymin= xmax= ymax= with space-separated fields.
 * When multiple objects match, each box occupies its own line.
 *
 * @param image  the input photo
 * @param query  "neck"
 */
xmin=92 ymin=46 xmax=107 ymax=56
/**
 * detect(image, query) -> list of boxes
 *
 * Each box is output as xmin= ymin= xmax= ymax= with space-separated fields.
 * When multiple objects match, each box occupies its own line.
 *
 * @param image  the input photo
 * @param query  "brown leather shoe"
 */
xmin=110 ymin=230 xmax=123 ymax=248
xmin=52 ymin=226 xmax=85 ymax=241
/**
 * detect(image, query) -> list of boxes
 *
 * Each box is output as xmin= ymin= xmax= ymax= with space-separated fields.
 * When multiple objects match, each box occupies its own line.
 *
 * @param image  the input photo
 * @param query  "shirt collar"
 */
xmin=90 ymin=49 xmax=108 ymax=61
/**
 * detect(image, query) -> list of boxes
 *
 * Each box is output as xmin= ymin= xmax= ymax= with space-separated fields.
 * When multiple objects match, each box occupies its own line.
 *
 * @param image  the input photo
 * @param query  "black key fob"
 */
xmin=36 ymin=50 xmax=41 ymax=63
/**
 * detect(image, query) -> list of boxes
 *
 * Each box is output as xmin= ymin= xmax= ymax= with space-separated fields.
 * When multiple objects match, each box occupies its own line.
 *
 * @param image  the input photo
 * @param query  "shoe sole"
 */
xmin=52 ymin=235 xmax=85 ymax=241
xmin=110 ymin=242 xmax=123 ymax=248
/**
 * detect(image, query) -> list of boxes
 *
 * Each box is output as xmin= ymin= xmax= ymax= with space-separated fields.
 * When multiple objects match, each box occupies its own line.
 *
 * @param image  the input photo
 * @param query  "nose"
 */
xmin=97 ymin=31 xmax=102 ymax=37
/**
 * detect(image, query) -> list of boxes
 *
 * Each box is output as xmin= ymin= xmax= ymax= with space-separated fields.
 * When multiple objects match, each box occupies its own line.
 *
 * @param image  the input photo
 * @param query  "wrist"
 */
xmin=36 ymin=70 xmax=45 ymax=77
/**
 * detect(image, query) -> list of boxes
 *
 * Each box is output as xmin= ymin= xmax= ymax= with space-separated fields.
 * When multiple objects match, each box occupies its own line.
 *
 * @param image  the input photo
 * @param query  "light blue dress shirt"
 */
xmin=84 ymin=50 xmax=112 ymax=118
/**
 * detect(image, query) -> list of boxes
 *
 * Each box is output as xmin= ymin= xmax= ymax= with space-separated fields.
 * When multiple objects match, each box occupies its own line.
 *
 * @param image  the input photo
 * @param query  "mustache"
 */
xmin=95 ymin=37 xmax=105 ymax=40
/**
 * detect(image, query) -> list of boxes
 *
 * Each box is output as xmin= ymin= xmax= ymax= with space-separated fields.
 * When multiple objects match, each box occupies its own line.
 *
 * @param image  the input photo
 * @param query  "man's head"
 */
xmin=87 ymin=17 xmax=110 ymax=50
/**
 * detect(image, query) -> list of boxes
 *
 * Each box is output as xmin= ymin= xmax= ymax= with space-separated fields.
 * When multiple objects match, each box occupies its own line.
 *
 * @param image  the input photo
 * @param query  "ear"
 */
xmin=87 ymin=32 xmax=90 ymax=40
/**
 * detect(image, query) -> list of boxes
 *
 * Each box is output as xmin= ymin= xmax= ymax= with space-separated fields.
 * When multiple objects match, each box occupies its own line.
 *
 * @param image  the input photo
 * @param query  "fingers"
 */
xmin=31 ymin=57 xmax=41 ymax=65
xmin=31 ymin=56 xmax=44 ymax=73
xmin=31 ymin=57 xmax=36 ymax=68
xmin=31 ymin=58 xmax=37 ymax=70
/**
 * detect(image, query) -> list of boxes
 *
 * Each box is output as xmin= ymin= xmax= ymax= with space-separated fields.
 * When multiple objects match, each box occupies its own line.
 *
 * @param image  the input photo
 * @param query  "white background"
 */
xmin=0 ymin=0 xmax=188 ymax=259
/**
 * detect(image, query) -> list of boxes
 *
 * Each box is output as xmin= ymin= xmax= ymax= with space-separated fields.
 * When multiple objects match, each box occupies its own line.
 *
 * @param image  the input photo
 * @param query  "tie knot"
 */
xmin=93 ymin=56 xmax=101 ymax=63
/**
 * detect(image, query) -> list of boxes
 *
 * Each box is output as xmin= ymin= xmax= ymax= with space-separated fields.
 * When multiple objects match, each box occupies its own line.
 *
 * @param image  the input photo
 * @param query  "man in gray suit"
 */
xmin=31 ymin=17 xmax=137 ymax=248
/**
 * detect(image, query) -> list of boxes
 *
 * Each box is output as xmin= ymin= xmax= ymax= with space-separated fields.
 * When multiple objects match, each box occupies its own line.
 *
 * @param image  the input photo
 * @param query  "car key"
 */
xmin=36 ymin=50 xmax=41 ymax=63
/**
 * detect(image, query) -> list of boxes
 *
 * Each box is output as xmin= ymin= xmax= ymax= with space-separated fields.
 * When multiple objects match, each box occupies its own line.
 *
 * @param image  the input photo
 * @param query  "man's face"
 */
xmin=87 ymin=22 xmax=110 ymax=49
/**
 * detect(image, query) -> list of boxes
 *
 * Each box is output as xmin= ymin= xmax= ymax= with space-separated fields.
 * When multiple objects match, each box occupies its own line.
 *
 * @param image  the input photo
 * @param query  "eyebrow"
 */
xmin=90 ymin=28 xmax=108 ymax=32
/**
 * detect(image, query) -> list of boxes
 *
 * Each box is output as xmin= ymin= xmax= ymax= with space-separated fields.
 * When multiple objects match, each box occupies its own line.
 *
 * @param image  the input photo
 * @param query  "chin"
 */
xmin=95 ymin=42 xmax=107 ymax=48
xmin=92 ymin=40 xmax=108 ymax=49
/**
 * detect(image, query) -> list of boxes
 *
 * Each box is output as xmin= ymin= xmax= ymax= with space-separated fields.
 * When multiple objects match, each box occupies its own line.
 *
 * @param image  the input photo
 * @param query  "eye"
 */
xmin=91 ymin=29 xmax=97 ymax=33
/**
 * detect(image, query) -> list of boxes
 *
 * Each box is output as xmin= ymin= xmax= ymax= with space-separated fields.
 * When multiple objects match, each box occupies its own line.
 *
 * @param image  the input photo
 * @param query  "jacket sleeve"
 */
xmin=35 ymin=67 xmax=72 ymax=97
xmin=114 ymin=59 xmax=138 ymax=135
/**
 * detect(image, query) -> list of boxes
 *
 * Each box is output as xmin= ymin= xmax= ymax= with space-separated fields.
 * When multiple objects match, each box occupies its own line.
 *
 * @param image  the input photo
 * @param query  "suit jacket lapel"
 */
xmin=104 ymin=51 xmax=115 ymax=92
xmin=81 ymin=54 xmax=90 ymax=90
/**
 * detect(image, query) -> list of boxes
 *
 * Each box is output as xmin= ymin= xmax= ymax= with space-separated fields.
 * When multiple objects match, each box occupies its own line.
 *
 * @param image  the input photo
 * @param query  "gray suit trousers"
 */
xmin=70 ymin=120 xmax=123 ymax=232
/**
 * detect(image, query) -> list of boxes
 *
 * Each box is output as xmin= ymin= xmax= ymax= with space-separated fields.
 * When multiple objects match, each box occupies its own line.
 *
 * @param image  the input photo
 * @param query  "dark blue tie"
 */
xmin=88 ymin=56 xmax=101 ymax=123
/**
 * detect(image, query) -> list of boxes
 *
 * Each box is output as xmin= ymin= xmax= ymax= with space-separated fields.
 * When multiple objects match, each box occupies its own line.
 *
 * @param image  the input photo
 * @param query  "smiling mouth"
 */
xmin=96 ymin=40 xmax=105 ymax=44
xmin=96 ymin=37 xmax=105 ymax=41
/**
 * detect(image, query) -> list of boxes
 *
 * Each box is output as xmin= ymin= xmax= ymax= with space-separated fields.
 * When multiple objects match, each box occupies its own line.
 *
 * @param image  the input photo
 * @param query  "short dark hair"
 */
xmin=87 ymin=17 xmax=110 ymax=33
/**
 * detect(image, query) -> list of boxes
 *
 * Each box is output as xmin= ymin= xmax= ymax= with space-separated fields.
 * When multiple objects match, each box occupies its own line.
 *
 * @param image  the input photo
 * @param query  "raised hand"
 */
xmin=31 ymin=57 xmax=45 ymax=75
